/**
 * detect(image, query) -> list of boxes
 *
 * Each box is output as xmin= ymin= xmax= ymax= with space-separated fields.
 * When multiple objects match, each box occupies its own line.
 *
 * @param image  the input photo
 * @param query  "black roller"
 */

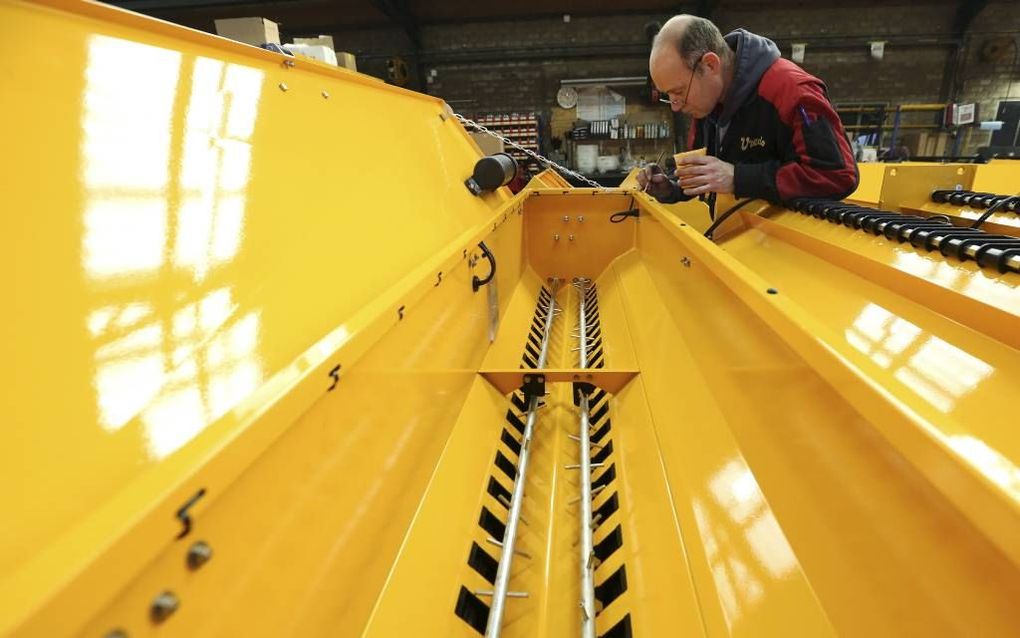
xmin=465 ymin=153 xmax=518 ymax=196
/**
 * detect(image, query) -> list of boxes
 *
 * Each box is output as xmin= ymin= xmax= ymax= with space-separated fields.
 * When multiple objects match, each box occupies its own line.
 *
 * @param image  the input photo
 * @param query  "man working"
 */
xmin=637 ymin=15 xmax=858 ymax=204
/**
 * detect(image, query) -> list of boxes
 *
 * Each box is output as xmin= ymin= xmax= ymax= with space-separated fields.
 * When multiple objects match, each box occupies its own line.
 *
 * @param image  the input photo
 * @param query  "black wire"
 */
xmin=970 ymin=195 xmax=1018 ymax=229
xmin=704 ymin=198 xmax=758 ymax=239
xmin=610 ymin=209 xmax=640 ymax=223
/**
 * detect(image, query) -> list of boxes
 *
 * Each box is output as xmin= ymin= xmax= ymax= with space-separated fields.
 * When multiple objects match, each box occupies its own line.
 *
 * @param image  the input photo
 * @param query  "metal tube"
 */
xmin=485 ymin=280 xmax=560 ymax=638
xmin=574 ymin=277 xmax=597 ymax=638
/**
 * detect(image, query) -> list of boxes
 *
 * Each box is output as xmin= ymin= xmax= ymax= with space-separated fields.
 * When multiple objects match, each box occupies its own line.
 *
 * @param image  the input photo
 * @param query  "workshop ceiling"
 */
xmin=105 ymin=0 xmax=960 ymax=34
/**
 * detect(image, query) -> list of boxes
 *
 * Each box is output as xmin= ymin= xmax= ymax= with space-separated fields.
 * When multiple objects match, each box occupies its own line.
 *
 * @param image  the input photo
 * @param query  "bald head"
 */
xmin=651 ymin=14 xmax=731 ymax=70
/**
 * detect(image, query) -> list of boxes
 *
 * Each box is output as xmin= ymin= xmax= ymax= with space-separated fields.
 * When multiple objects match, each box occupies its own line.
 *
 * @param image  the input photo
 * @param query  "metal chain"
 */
xmin=453 ymin=113 xmax=603 ymax=189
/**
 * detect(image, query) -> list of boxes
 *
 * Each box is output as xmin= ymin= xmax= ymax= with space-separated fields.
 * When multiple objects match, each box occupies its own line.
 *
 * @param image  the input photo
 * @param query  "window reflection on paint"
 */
xmin=845 ymin=304 xmax=993 ymax=412
xmin=80 ymin=36 xmax=266 ymax=458
xmin=691 ymin=459 xmax=797 ymax=627
xmin=893 ymin=251 xmax=1020 ymax=312
xmin=949 ymin=435 xmax=1020 ymax=502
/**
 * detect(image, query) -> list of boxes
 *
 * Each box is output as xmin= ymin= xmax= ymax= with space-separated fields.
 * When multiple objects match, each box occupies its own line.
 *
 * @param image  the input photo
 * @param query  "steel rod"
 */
xmin=485 ymin=280 xmax=560 ymax=638
xmin=574 ymin=277 xmax=597 ymax=638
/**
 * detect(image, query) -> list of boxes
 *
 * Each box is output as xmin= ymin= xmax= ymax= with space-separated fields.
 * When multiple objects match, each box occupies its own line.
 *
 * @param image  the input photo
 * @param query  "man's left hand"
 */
xmin=676 ymin=156 xmax=735 ymax=196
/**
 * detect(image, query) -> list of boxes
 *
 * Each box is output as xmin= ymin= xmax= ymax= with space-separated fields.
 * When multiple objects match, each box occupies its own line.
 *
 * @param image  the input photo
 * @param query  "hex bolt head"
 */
xmin=553 ymin=233 xmax=560 ymax=241
xmin=568 ymin=234 xmax=575 ymax=241
xmin=187 ymin=540 xmax=213 ymax=570
xmin=321 ymin=90 xmax=330 ymax=99
xmin=681 ymin=257 xmax=691 ymax=268
xmin=278 ymin=82 xmax=289 ymax=92
xmin=563 ymin=215 xmax=570 ymax=222
xmin=577 ymin=215 xmax=585 ymax=222
xmin=150 ymin=591 xmax=180 ymax=623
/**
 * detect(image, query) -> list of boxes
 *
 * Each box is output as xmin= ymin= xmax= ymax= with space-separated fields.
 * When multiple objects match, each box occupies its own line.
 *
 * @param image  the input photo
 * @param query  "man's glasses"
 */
xmin=658 ymin=59 xmax=701 ymax=108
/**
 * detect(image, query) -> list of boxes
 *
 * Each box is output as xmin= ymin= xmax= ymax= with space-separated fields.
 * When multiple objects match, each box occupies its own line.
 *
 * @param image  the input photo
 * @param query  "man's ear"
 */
xmin=701 ymin=51 xmax=721 ymax=74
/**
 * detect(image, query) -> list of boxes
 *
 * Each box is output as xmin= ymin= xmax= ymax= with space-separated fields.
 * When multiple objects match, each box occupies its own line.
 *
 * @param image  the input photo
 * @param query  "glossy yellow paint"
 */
xmin=6 ymin=1 xmax=1020 ymax=636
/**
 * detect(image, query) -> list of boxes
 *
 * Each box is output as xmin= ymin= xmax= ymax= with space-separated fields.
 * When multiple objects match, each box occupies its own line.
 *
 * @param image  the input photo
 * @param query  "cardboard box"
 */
xmin=336 ymin=52 xmax=357 ymax=71
xmin=470 ymin=132 xmax=504 ymax=156
xmin=214 ymin=17 xmax=280 ymax=46
xmin=293 ymin=35 xmax=335 ymax=49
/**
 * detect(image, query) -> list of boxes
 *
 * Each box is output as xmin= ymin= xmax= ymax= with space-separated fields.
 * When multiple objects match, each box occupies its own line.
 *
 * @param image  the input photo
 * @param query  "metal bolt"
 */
xmin=577 ymin=215 xmax=585 ymax=222
xmin=283 ymin=59 xmax=296 ymax=68
xmin=150 ymin=591 xmax=179 ymax=623
xmin=278 ymin=82 xmax=288 ymax=92
xmin=767 ymin=288 xmax=778 ymax=295
xmin=321 ymin=90 xmax=330 ymax=99
xmin=186 ymin=540 xmax=213 ymax=570
xmin=681 ymin=256 xmax=691 ymax=268
xmin=568 ymin=234 xmax=575 ymax=241
xmin=553 ymin=233 xmax=560 ymax=241
xmin=563 ymin=215 xmax=570 ymax=222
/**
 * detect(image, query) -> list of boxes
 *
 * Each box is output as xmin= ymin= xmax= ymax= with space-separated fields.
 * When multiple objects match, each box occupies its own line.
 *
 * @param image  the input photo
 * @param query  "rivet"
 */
xmin=186 ymin=540 xmax=213 ymax=570
xmin=278 ymin=82 xmax=289 ymax=92
xmin=150 ymin=591 xmax=179 ymax=623
xmin=321 ymin=90 xmax=330 ymax=99
xmin=767 ymin=288 xmax=778 ymax=295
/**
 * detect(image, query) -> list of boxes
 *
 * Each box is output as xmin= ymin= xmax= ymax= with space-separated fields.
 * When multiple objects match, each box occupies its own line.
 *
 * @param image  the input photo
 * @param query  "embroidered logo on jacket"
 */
xmin=741 ymin=136 xmax=766 ymax=151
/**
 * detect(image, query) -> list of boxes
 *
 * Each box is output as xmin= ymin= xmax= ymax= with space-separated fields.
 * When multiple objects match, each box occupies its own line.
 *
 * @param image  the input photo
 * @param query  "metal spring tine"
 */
xmin=564 ymin=462 xmax=605 ymax=470
xmin=486 ymin=536 xmax=532 ymax=560
xmin=496 ymin=494 xmax=529 ymax=526
xmin=476 ymin=590 xmax=530 ymax=598
xmin=568 ymin=434 xmax=603 ymax=449
xmin=567 ymin=485 xmax=606 ymax=505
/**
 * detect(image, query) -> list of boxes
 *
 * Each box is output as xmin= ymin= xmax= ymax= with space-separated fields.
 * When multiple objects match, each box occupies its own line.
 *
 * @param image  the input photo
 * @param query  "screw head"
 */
xmin=563 ymin=215 xmax=570 ymax=222
xmin=681 ymin=256 xmax=691 ymax=267
xmin=186 ymin=540 xmax=213 ymax=570
xmin=553 ymin=233 xmax=560 ymax=241
xmin=568 ymin=234 xmax=575 ymax=241
xmin=767 ymin=288 xmax=778 ymax=295
xmin=321 ymin=90 xmax=330 ymax=99
xmin=150 ymin=591 xmax=179 ymax=623
xmin=577 ymin=215 xmax=585 ymax=222
xmin=283 ymin=59 xmax=296 ymax=68
xmin=278 ymin=82 xmax=289 ymax=92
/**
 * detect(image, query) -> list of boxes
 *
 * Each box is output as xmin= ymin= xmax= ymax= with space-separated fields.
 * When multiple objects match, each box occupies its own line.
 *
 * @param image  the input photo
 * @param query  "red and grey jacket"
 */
xmin=661 ymin=29 xmax=858 ymax=205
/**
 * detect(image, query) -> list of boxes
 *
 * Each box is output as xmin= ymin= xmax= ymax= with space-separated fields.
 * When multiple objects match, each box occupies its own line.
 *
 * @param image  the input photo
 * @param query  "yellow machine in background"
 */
xmin=4 ymin=1 xmax=1020 ymax=636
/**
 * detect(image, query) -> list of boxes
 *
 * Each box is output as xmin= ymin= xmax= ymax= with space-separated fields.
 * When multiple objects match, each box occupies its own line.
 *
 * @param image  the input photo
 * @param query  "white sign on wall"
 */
xmin=576 ymin=87 xmax=626 ymax=121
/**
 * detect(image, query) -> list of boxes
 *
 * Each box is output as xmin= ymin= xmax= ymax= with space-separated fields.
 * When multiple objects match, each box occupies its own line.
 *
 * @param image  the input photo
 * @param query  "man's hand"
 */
xmin=676 ymin=155 xmax=735 ymax=196
xmin=636 ymin=163 xmax=674 ymax=201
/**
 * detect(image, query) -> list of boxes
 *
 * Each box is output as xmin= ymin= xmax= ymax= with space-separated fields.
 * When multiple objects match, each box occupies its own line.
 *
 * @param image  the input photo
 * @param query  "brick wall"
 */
xmin=308 ymin=3 xmax=1019 ymax=154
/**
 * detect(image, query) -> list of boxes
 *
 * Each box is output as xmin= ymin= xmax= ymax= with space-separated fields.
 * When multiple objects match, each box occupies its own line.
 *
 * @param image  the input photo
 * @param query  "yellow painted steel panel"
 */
xmin=6 ymin=0 xmax=1020 ymax=635
xmin=845 ymin=161 xmax=885 ymax=205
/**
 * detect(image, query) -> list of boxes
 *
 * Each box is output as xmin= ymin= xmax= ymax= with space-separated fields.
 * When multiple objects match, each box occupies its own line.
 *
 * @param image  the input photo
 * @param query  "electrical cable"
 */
xmin=704 ymin=198 xmax=758 ymax=239
xmin=970 ymin=195 xmax=1019 ymax=229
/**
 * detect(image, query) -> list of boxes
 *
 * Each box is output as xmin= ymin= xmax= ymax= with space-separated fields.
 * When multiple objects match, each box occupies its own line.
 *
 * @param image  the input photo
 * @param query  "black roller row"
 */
xmin=787 ymin=199 xmax=1020 ymax=274
xmin=931 ymin=189 xmax=1020 ymax=212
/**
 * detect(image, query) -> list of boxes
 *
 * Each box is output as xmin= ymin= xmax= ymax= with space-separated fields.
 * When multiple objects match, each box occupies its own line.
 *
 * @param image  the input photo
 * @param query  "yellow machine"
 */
xmin=4 ymin=1 xmax=1020 ymax=636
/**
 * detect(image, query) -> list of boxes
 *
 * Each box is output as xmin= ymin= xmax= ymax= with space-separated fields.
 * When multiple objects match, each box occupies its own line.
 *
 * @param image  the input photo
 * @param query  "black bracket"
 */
xmin=176 ymin=488 xmax=206 ymax=539
xmin=521 ymin=373 xmax=546 ymax=404
xmin=572 ymin=381 xmax=596 ymax=406
xmin=472 ymin=241 xmax=496 ymax=292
